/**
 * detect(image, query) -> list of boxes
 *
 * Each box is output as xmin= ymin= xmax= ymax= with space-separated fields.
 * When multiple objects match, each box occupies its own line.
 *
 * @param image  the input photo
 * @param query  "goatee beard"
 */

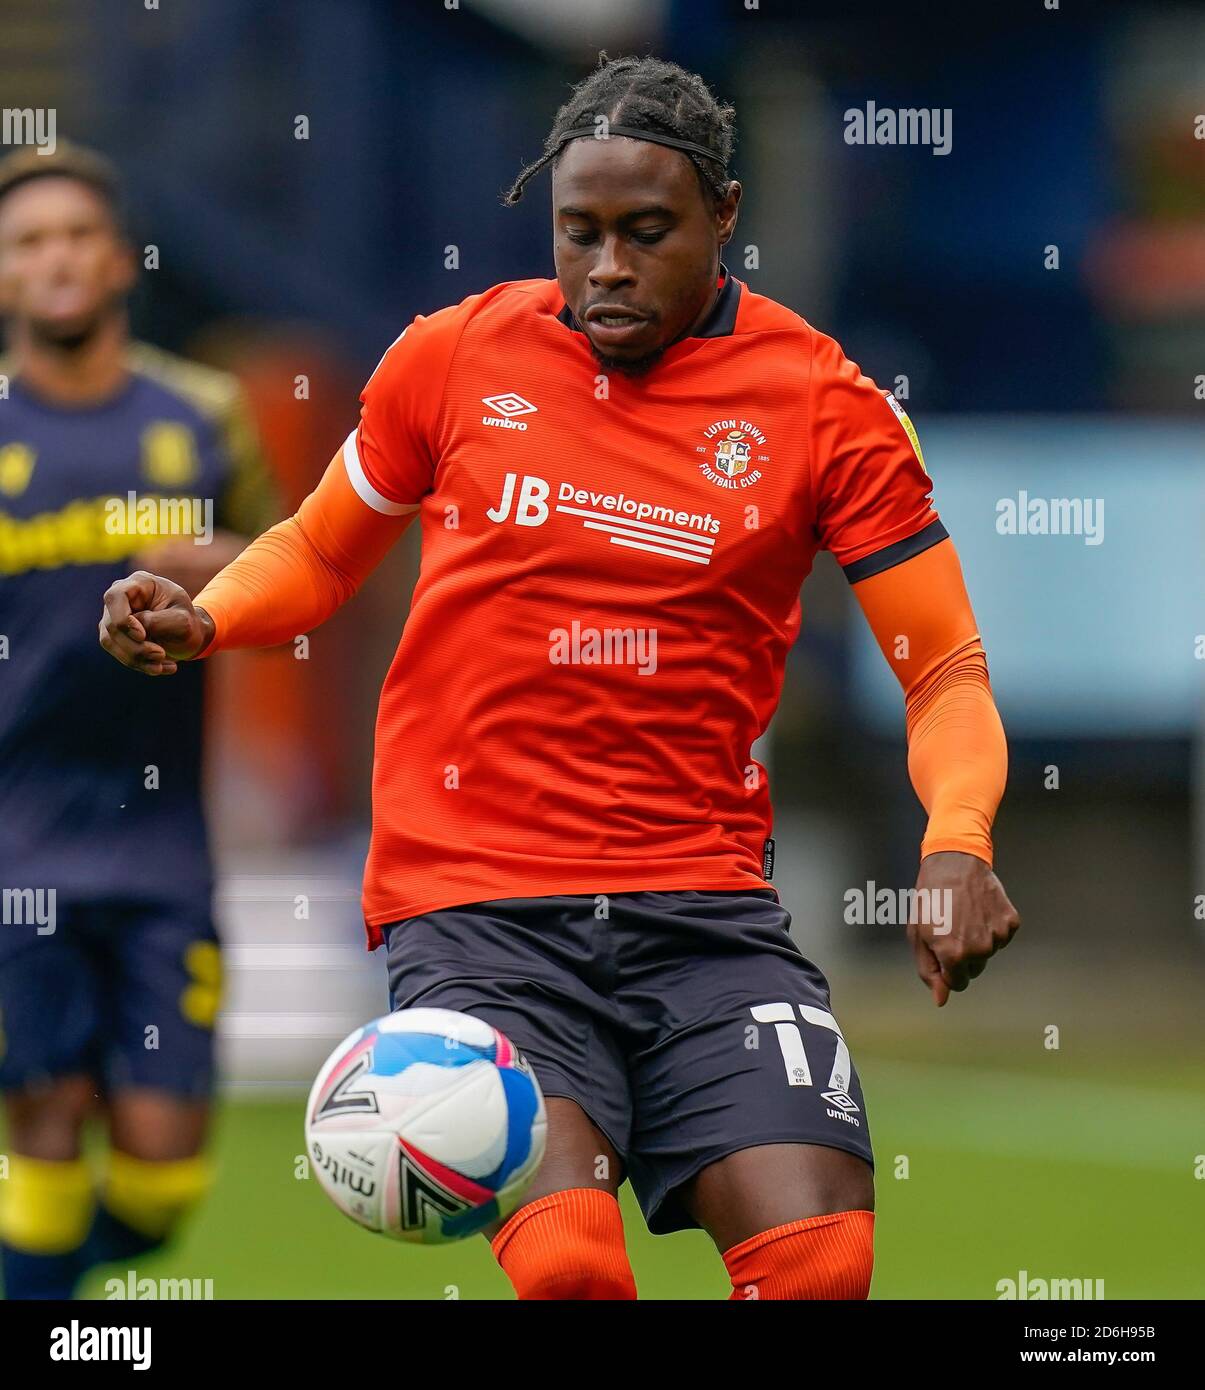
xmin=590 ymin=344 xmax=667 ymax=379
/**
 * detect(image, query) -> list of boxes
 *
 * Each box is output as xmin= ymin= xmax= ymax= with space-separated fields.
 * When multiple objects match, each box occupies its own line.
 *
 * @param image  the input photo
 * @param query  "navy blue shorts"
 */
xmin=384 ymin=889 xmax=873 ymax=1235
xmin=0 ymin=900 xmax=220 ymax=1099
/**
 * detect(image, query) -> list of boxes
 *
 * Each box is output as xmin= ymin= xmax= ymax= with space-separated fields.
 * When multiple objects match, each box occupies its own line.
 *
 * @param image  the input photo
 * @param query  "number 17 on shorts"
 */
xmin=749 ymin=1003 xmax=865 ymax=1130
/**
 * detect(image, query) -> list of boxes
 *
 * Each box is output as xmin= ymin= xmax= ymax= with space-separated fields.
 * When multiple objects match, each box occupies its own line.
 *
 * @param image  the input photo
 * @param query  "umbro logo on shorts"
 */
xmin=821 ymin=1089 xmax=860 ymax=1114
xmin=822 ymin=1089 xmax=862 ymax=1126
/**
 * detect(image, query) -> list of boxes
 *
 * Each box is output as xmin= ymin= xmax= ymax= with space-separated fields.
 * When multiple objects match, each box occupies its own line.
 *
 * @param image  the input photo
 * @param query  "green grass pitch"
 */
xmin=67 ymin=1045 xmax=1205 ymax=1300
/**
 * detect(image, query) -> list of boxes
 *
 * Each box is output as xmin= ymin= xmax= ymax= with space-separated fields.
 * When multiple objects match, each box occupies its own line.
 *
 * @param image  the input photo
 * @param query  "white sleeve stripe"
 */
xmin=341 ymin=430 xmax=419 ymax=516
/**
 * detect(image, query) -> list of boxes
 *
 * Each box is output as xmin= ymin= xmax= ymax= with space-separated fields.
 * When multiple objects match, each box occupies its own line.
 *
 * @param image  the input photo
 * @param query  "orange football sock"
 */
xmin=490 ymin=1188 xmax=637 ymax=1300
xmin=725 ymin=1210 xmax=875 ymax=1300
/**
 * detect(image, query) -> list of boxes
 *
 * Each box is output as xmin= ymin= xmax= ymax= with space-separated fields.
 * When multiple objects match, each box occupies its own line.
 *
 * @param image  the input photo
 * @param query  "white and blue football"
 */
xmin=305 ymin=1007 xmax=547 ymax=1243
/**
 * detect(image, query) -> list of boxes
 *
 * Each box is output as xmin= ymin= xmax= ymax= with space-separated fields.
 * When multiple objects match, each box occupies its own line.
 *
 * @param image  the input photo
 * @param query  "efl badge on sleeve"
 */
xmin=883 ymin=393 xmax=928 ymax=475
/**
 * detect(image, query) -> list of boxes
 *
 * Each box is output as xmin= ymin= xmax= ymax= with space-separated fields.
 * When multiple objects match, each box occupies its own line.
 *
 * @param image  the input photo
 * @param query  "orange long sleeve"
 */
xmin=193 ymin=447 xmax=416 ymax=653
xmin=852 ymin=538 xmax=1007 ymax=865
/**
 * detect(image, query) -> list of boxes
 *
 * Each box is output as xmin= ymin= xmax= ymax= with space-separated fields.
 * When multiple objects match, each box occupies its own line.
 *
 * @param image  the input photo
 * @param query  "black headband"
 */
xmin=555 ymin=124 xmax=727 ymax=166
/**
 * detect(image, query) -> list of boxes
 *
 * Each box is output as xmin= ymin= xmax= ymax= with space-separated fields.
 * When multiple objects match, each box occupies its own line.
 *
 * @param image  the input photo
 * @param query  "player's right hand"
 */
xmin=99 ymin=570 xmax=214 ymax=676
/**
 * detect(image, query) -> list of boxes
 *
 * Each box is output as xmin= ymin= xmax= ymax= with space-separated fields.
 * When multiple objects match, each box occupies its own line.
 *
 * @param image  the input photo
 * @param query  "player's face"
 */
xmin=553 ymin=137 xmax=740 ymax=377
xmin=0 ymin=176 xmax=135 ymax=345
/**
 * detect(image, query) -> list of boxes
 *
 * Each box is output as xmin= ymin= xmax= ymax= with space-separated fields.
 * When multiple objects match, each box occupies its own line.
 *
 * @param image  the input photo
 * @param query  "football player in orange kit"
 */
xmin=99 ymin=55 xmax=1019 ymax=1300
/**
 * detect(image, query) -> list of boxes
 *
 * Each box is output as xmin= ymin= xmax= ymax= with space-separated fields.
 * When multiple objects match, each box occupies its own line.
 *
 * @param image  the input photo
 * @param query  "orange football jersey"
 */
xmin=349 ymin=265 xmax=944 ymax=944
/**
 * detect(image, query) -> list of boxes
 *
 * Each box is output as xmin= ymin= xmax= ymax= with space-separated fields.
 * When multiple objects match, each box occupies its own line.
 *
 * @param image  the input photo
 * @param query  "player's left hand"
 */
xmin=907 ymin=851 xmax=1020 ymax=1006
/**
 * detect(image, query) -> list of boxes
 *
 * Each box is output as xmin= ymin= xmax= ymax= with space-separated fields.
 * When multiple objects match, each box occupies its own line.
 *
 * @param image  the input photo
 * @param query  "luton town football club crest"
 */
xmin=697 ymin=418 xmax=768 ymax=490
xmin=714 ymin=430 xmax=751 ymax=478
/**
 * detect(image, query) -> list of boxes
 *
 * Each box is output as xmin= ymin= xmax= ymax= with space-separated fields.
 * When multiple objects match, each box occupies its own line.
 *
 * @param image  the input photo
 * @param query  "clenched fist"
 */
xmin=99 ymin=571 xmax=215 ymax=676
xmin=908 ymin=850 xmax=1021 ymax=1006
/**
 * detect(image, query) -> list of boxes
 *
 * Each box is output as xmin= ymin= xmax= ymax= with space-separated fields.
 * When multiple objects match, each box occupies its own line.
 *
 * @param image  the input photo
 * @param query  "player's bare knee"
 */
xmin=4 ymin=1075 xmax=95 ymax=1159
xmin=815 ymin=1158 xmax=875 ymax=1217
xmin=787 ymin=1145 xmax=876 ymax=1220
xmin=107 ymin=1091 xmax=209 ymax=1161
xmin=99 ymin=1093 xmax=213 ymax=1239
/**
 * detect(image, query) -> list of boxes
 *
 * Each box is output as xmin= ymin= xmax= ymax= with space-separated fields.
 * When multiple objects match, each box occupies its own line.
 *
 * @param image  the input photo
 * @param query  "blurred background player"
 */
xmin=0 ymin=143 xmax=276 ymax=1299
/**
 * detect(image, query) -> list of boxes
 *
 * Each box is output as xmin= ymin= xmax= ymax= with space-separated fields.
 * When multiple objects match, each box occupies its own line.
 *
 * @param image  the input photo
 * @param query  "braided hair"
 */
xmin=503 ymin=52 xmax=736 ymax=208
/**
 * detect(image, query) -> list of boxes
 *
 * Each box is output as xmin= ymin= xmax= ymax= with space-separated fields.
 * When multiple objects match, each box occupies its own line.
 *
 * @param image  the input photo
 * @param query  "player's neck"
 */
xmin=684 ymin=274 xmax=722 ymax=338
xmin=10 ymin=313 xmax=131 ymax=408
xmin=667 ymin=262 xmax=726 ymax=348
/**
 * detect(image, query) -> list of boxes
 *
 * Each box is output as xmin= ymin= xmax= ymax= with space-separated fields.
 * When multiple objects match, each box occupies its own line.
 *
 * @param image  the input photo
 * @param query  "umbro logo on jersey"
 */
xmin=481 ymin=392 xmax=537 ymax=431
